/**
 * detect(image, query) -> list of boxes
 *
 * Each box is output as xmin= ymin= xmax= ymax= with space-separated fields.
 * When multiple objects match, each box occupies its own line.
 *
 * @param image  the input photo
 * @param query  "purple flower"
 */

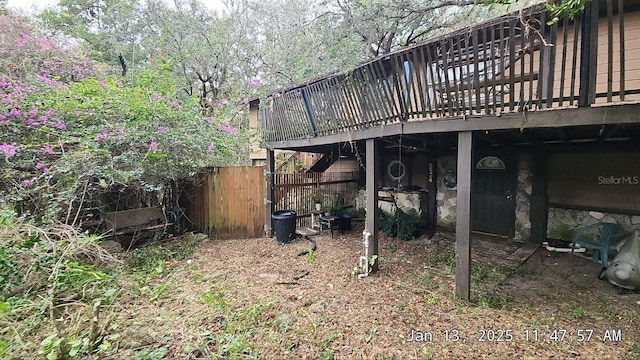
xmin=0 ymin=143 xmax=18 ymax=158
xmin=242 ymin=98 xmax=250 ymax=105
xmin=207 ymin=144 xmax=215 ymax=155
xmin=43 ymin=167 xmax=50 ymax=174
xmin=156 ymin=126 xmax=168 ymax=134
xmin=94 ymin=128 xmax=112 ymax=142
xmin=169 ymin=102 xmax=182 ymax=110
xmin=218 ymin=122 xmax=237 ymax=135
xmin=149 ymin=141 xmax=159 ymax=152
xmin=41 ymin=143 xmax=55 ymax=155
xmin=22 ymin=177 xmax=36 ymax=187
xmin=35 ymin=163 xmax=45 ymax=170
xmin=53 ymin=119 xmax=66 ymax=130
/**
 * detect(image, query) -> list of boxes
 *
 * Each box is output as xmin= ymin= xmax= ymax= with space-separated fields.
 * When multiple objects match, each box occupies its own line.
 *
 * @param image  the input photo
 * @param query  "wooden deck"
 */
xmin=258 ymin=1 xmax=637 ymax=147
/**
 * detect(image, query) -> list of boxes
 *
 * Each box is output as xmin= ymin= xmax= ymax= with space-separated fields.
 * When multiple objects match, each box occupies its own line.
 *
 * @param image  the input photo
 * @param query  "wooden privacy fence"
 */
xmin=185 ymin=166 xmax=265 ymax=239
xmin=274 ymin=171 xmax=360 ymax=228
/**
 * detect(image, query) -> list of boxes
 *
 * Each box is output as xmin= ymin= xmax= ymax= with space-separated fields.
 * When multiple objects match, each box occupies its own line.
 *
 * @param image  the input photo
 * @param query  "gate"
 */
xmin=186 ymin=166 xmax=266 ymax=239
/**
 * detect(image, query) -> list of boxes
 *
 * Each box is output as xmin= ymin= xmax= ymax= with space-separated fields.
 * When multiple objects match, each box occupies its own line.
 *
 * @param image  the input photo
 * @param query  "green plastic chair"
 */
xmin=570 ymin=222 xmax=630 ymax=268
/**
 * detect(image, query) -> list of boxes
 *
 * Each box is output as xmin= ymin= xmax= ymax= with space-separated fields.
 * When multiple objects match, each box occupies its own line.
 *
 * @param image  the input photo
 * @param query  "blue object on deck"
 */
xmin=570 ymin=222 xmax=630 ymax=268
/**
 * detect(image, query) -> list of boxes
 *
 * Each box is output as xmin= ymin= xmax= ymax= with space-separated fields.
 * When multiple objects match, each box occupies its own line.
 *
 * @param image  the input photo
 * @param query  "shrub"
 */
xmin=378 ymin=208 xmax=420 ymax=241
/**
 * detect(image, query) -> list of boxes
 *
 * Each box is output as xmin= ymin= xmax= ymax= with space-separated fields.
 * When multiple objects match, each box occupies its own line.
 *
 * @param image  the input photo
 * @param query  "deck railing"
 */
xmin=260 ymin=1 xmax=634 ymax=142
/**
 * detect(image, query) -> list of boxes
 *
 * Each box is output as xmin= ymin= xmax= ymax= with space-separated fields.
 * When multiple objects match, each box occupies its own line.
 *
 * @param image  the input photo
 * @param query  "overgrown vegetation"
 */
xmin=0 ymin=211 xmax=121 ymax=359
xmin=378 ymin=208 xmax=421 ymax=241
xmin=0 ymin=209 xmax=208 ymax=359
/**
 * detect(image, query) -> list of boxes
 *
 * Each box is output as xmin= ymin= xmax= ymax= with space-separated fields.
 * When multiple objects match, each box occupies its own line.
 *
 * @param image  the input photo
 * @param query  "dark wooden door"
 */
xmin=472 ymin=154 xmax=516 ymax=237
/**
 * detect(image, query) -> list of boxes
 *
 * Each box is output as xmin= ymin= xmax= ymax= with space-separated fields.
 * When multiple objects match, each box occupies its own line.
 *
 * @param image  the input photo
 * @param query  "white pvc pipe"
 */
xmin=359 ymin=230 xmax=372 ymax=279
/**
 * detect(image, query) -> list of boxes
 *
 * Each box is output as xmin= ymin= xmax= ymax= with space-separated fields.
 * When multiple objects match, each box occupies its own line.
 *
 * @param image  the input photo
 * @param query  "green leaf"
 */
xmin=0 ymin=302 xmax=10 ymax=313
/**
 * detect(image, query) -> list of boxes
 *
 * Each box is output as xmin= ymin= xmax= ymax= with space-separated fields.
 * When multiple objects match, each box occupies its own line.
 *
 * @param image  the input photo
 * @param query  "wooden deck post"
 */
xmin=366 ymin=138 xmax=379 ymax=273
xmin=426 ymin=158 xmax=437 ymax=237
xmin=456 ymin=131 xmax=473 ymax=301
xmin=265 ymin=149 xmax=275 ymax=237
xmin=530 ymin=147 xmax=548 ymax=243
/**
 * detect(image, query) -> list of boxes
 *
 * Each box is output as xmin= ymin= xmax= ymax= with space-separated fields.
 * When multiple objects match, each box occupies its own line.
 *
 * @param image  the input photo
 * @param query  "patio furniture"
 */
xmin=319 ymin=215 xmax=341 ymax=237
xmin=310 ymin=210 xmax=324 ymax=230
xmin=570 ymin=222 xmax=630 ymax=268
xmin=105 ymin=206 xmax=171 ymax=236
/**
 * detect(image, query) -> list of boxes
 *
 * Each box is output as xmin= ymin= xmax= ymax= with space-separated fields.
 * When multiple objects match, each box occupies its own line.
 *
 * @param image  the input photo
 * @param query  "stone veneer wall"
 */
xmin=515 ymin=157 xmax=532 ymax=241
xmin=547 ymin=208 xmax=640 ymax=240
xmin=436 ymin=156 xmax=458 ymax=229
xmin=358 ymin=154 xmax=640 ymax=241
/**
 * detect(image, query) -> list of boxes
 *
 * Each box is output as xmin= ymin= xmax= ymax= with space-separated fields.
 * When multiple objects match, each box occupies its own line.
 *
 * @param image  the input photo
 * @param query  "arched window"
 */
xmin=476 ymin=156 xmax=505 ymax=170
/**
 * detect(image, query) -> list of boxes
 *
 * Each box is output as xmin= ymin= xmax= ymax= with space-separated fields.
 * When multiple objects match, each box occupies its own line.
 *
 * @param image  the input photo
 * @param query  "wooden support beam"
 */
xmin=557 ymin=128 xmax=568 ymax=144
xmin=365 ymin=139 xmax=379 ymax=273
xmin=530 ymin=147 xmax=548 ymax=243
xmin=426 ymin=158 xmax=437 ymax=237
xmin=265 ymin=149 xmax=275 ymax=237
xmin=518 ymin=129 xmax=544 ymax=145
xmin=475 ymin=131 xmax=511 ymax=148
xmin=265 ymin=104 xmax=640 ymax=151
xmin=455 ymin=131 xmax=473 ymax=301
xmin=596 ymin=124 xmax=620 ymax=144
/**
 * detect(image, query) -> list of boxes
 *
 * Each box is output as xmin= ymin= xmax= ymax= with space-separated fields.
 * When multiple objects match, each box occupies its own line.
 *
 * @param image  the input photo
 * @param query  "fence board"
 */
xmin=274 ymin=171 xmax=360 ymax=228
xmin=186 ymin=167 xmax=265 ymax=239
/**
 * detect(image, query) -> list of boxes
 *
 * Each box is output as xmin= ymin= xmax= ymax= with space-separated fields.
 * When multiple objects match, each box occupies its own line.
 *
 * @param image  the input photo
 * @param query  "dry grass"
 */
xmin=109 ymin=227 xmax=640 ymax=359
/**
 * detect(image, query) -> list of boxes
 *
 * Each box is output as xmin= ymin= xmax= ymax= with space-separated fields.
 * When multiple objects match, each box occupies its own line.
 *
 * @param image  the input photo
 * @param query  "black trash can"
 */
xmin=272 ymin=210 xmax=297 ymax=244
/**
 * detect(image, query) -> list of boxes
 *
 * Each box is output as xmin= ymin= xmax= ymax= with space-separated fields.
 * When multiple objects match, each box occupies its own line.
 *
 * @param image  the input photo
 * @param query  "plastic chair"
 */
xmin=570 ymin=222 xmax=630 ymax=268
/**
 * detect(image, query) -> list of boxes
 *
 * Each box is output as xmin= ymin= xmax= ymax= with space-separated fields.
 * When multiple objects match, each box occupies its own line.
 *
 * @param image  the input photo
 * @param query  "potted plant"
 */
xmin=326 ymin=195 xmax=345 ymax=217
xmin=310 ymin=188 xmax=323 ymax=211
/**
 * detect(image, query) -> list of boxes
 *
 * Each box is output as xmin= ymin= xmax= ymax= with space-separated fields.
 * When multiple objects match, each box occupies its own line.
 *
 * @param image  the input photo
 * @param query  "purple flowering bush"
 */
xmin=0 ymin=15 xmax=252 ymax=224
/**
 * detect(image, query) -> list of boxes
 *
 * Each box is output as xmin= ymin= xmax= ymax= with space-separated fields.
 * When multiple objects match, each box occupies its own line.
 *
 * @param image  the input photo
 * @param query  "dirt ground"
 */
xmin=115 ymin=224 xmax=640 ymax=359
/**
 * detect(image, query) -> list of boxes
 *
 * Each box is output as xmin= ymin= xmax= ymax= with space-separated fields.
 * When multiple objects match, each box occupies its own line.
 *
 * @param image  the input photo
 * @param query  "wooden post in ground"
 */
xmin=265 ymin=149 xmax=275 ymax=237
xmin=366 ymin=139 xmax=379 ymax=273
xmin=456 ymin=131 xmax=473 ymax=301
xmin=530 ymin=147 xmax=548 ymax=243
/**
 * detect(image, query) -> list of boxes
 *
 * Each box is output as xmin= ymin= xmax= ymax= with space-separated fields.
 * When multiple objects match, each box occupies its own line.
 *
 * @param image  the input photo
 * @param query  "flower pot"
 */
xmin=315 ymin=203 xmax=322 ymax=211
xmin=339 ymin=213 xmax=353 ymax=230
